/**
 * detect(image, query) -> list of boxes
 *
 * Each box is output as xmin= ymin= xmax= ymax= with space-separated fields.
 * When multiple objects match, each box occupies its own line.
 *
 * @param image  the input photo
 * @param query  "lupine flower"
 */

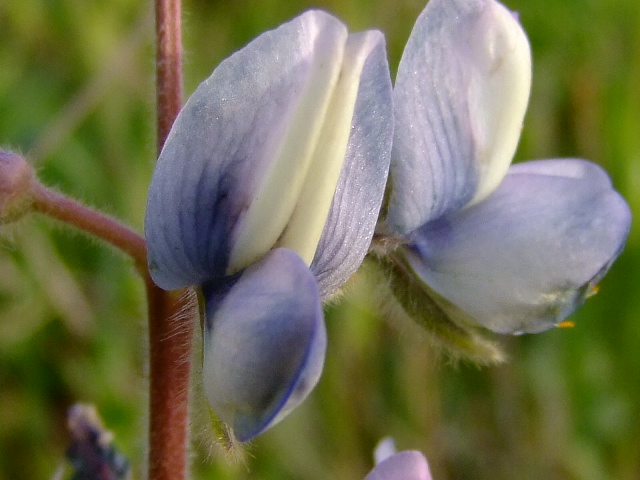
xmin=145 ymin=11 xmax=393 ymax=441
xmin=378 ymin=0 xmax=630 ymax=335
xmin=64 ymin=404 xmax=130 ymax=480
xmin=364 ymin=438 xmax=432 ymax=480
xmin=364 ymin=451 xmax=432 ymax=480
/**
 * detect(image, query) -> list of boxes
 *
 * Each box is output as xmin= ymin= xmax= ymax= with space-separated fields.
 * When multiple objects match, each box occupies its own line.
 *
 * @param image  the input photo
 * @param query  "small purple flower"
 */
xmin=145 ymin=10 xmax=393 ymax=440
xmin=380 ymin=0 xmax=630 ymax=334
xmin=364 ymin=451 xmax=432 ymax=480
xmin=364 ymin=438 xmax=432 ymax=480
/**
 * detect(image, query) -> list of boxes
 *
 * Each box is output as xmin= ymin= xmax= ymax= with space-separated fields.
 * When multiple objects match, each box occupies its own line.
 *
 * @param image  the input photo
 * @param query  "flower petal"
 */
xmin=364 ymin=451 xmax=432 ymax=480
xmin=202 ymin=248 xmax=326 ymax=441
xmin=146 ymin=10 xmax=350 ymax=289
xmin=386 ymin=0 xmax=531 ymax=235
xmin=405 ymin=159 xmax=631 ymax=334
xmin=309 ymin=30 xmax=394 ymax=299
xmin=279 ymin=29 xmax=393 ymax=279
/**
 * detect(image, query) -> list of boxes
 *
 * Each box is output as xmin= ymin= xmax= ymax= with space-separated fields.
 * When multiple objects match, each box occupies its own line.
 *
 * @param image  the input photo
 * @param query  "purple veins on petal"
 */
xmin=311 ymin=29 xmax=394 ymax=299
xmin=202 ymin=248 xmax=326 ymax=441
xmin=145 ymin=7 xmax=397 ymax=441
xmin=378 ymin=0 xmax=631 ymax=339
xmin=146 ymin=10 xmax=349 ymax=289
xmin=145 ymin=9 xmax=394 ymax=299
xmin=386 ymin=0 xmax=531 ymax=235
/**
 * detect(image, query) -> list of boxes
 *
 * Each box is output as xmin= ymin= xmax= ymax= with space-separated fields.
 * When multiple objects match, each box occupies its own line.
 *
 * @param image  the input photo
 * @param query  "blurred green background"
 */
xmin=1 ymin=0 xmax=639 ymax=479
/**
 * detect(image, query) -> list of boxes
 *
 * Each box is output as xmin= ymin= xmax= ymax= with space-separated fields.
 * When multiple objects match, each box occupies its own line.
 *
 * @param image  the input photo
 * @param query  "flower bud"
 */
xmin=0 ymin=150 xmax=35 ymax=224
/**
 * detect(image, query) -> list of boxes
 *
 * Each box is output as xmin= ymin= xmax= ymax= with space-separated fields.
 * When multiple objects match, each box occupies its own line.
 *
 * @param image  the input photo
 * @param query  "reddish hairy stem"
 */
xmin=151 ymin=1 xmax=192 ymax=480
xmin=147 ymin=284 xmax=195 ymax=480
xmin=30 ymin=182 xmax=147 ymax=271
xmin=155 ymin=0 xmax=183 ymax=153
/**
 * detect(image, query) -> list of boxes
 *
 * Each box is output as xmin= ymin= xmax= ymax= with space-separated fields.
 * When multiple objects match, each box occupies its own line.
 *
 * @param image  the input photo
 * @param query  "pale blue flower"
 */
xmin=364 ymin=451 xmax=432 ymax=480
xmin=364 ymin=438 xmax=432 ymax=480
xmin=145 ymin=10 xmax=393 ymax=440
xmin=381 ymin=0 xmax=630 ymax=334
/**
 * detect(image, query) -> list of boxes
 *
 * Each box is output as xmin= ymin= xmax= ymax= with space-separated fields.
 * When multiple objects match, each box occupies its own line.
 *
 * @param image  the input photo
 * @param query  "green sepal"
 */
xmin=367 ymin=248 xmax=506 ymax=365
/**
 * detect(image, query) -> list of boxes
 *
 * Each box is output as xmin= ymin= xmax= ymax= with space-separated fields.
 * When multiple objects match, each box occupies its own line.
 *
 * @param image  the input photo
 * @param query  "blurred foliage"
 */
xmin=1 ymin=0 xmax=639 ymax=479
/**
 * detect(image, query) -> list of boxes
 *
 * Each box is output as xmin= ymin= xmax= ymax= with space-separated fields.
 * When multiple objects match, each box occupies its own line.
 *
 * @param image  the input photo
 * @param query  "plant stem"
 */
xmin=150 ymin=1 xmax=192 ymax=480
xmin=147 ymin=284 xmax=195 ymax=480
xmin=30 ymin=182 xmax=147 ymax=271
xmin=155 ymin=0 xmax=183 ymax=154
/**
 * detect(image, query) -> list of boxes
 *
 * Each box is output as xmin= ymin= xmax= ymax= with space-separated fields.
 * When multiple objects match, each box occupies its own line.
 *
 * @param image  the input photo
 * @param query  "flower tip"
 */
xmin=202 ymin=248 xmax=327 ymax=441
xmin=219 ymin=315 xmax=327 ymax=442
xmin=227 ymin=312 xmax=326 ymax=443
xmin=373 ymin=437 xmax=398 ymax=464
xmin=466 ymin=0 xmax=533 ymax=204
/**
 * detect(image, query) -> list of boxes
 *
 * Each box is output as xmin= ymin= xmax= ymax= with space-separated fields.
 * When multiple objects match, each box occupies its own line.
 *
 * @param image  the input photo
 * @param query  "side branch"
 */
xmin=30 ymin=181 xmax=147 ymax=270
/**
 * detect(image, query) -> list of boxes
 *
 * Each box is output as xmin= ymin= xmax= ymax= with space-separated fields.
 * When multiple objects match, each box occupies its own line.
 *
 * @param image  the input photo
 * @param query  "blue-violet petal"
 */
xmin=146 ymin=10 xmax=350 ymax=289
xmin=364 ymin=451 xmax=432 ymax=480
xmin=202 ymin=248 xmax=326 ymax=441
xmin=387 ymin=0 xmax=531 ymax=235
xmin=311 ymin=30 xmax=394 ymax=299
xmin=406 ymin=159 xmax=631 ymax=334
